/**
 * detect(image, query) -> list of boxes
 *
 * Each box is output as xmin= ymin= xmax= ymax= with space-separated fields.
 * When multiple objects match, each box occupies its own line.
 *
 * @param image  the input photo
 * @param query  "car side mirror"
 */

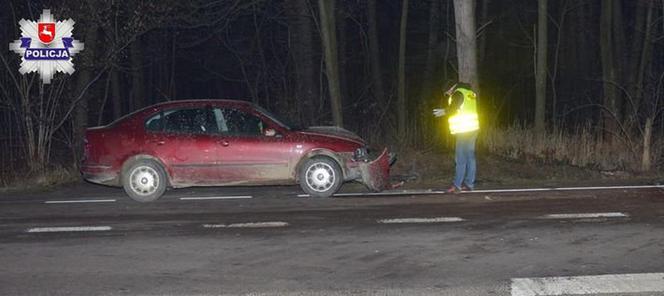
xmin=264 ymin=128 xmax=277 ymax=137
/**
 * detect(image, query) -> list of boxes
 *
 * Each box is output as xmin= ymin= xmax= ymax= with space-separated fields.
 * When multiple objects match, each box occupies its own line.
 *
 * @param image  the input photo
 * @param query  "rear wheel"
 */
xmin=299 ymin=156 xmax=343 ymax=198
xmin=121 ymin=159 xmax=167 ymax=202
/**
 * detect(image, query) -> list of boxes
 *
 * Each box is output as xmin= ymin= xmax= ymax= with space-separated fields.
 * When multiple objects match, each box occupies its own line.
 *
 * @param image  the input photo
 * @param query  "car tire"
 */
xmin=121 ymin=159 xmax=167 ymax=202
xmin=299 ymin=156 xmax=343 ymax=198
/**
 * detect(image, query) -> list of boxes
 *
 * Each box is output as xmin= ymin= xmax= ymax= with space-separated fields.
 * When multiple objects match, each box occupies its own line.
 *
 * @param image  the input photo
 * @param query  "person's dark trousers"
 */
xmin=453 ymin=131 xmax=478 ymax=189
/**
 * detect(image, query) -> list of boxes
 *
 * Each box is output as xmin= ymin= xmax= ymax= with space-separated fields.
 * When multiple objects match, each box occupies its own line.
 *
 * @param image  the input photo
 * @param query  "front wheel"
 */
xmin=121 ymin=159 xmax=167 ymax=202
xmin=299 ymin=156 xmax=343 ymax=198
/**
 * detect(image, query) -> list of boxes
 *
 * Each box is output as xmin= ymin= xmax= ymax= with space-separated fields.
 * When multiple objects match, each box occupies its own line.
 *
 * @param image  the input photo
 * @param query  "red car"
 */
xmin=81 ymin=99 xmax=393 ymax=202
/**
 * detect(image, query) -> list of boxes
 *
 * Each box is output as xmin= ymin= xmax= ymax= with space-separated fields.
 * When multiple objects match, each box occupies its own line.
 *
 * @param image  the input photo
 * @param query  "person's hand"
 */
xmin=433 ymin=108 xmax=446 ymax=117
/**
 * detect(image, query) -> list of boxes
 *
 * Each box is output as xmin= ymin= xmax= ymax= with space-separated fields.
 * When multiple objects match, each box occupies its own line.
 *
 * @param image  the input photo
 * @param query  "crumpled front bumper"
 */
xmin=356 ymin=148 xmax=394 ymax=192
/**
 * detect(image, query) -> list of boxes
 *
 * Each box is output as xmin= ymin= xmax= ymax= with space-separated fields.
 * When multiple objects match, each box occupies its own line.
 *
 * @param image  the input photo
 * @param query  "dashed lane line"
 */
xmin=18 ymin=211 xmax=635 ymax=235
xmin=378 ymin=217 xmax=466 ymax=224
xmin=44 ymin=199 xmax=117 ymax=204
xmin=203 ymin=221 xmax=289 ymax=228
xmin=539 ymin=212 xmax=629 ymax=219
xmin=179 ymin=195 xmax=253 ymax=201
xmin=511 ymin=273 xmax=664 ymax=296
xmin=26 ymin=226 xmax=112 ymax=233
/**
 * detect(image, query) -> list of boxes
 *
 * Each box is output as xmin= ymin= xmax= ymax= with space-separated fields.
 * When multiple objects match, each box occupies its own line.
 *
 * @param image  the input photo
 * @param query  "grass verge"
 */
xmin=0 ymin=166 xmax=81 ymax=193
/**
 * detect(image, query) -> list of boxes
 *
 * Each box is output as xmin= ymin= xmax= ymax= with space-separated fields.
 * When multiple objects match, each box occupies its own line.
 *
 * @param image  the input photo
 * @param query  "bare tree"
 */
xmin=73 ymin=19 xmax=99 ymax=164
xmin=534 ymin=0 xmax=547 ymax=132
xmin=286 ymin=0 xmax=319 ymax=126
xmin=397 ymin=0 xmax=409 ymax=140
xmin=478 ymin=0 xmax=491 ymax=63
xmin=318 ymin=0 xmax=343 ymax=127
xmin=130 ymin=37 xmax=145 ymax=111
xmin=367 ymin=0 xmax=386 ymax=109
xmin=110 ymin=67 xmax=123 ymax=120
xmin=452 ymin=0 xmax=479 ymax=90
xmin=418 ymin=0 xmax=441 ymax=143
xmin=599 ymin=0 xmax=622 ymax=140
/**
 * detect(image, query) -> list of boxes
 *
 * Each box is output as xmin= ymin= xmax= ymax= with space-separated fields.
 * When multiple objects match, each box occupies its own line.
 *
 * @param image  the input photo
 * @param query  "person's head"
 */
xmin=444 ymin=81 xmax=472 ymax=96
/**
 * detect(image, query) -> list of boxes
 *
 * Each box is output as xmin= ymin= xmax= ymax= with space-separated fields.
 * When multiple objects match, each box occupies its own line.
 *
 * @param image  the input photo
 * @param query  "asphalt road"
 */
xmin=1 ymin=182 xmax=663 ymax=296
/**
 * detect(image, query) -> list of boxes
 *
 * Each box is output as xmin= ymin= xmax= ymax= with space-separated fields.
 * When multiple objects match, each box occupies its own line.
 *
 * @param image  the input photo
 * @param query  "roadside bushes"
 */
xmin=480 ymin=123 xmax=662 ymax=172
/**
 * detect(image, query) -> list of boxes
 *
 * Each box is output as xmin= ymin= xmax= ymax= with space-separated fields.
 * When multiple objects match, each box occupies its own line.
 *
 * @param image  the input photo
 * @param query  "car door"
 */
xmin=213 ymin=107 xmax=293 ymax=184
xmin=144 ymin=107 xmax=226 ymax=185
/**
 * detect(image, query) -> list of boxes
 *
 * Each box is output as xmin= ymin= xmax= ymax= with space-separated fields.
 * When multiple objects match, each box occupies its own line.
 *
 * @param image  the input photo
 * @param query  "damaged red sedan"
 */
xmin=81 ymin=99 xmax=394 ymax=202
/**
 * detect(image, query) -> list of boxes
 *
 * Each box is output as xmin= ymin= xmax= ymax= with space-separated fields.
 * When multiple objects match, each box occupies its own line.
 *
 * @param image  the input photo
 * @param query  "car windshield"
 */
xmin=253 ymin=104 xmax=300 ymax=131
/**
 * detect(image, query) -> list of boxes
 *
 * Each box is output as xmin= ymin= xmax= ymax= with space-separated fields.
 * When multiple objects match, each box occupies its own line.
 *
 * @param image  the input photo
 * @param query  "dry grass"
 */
xmin=0 ymin=166 xmax=80 ymax=192
xmin=480 ymin=123 xmax=663 ymax=172
xmin=390 ymin=124 xmax=664 ymax=189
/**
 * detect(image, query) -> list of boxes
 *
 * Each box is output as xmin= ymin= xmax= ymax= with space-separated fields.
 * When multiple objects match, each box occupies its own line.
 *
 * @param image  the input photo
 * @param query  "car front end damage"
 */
xmin=343 ymin=147 xmax=395 ymax=192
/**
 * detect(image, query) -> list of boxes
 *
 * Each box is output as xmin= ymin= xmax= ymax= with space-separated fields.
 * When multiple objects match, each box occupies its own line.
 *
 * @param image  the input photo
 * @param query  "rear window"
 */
xmin=144 ymin=108 xmax=218 ymax=134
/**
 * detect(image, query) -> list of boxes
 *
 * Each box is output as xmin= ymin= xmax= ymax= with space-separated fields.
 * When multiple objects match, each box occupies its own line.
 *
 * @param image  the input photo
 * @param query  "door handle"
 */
xmin=220 ymin=140 xmax=230 ymax=147
xmin=150 ymin=140 xmax=166 ymax=145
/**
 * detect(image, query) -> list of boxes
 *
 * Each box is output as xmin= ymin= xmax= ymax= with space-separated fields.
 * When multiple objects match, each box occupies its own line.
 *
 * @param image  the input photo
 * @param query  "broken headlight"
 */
xmin=353 ymin=147 xmax=369 ymax=162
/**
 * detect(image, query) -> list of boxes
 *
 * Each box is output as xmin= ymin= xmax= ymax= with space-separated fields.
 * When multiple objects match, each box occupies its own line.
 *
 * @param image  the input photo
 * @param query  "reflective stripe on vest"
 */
xmin=447 ymin=88 xmax=479 ymax=134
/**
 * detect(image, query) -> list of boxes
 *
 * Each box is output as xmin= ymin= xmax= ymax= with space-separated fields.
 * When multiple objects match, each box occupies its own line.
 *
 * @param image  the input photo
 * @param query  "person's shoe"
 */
xmin=460 ymin=184 xmax=473 ymax=192
xmin=446 ymin=185 xmax=460 ymax=193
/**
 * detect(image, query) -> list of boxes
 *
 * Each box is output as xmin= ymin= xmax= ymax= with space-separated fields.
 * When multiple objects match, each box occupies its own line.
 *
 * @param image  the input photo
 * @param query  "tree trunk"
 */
xmin=367 ymin=0 xmax=386 ymax=109
xmin=534 ymin=0 xmax=547 ymax=132
xmin=600 ymin=0 xmax=622 ymax=140
xmin=420 ymin=0 xmax=441 ymax=103
xmin=641 ymin=116 xmax=653 ymax=172
xmin=453 ymin=0 xmax=479 ymax=90
xmin=633 ymin=2 xmax=655 ymax=119
xmin=336 ymin=1 xmax=348 ymax=113
xmin=318 ymin=0 xmax=343 ymax=127
xmin=478 ymin=0 xmax=490 ymax=63
xmin=625 ymin=2 xmax=646 ymax=122
xmin=600 ymin=0 xmax=619 ymax=139
xmin=110 ymin=67 xmax=122 ymax=120
xmin=285 ymin=0 xmax=318 ymax=126
xmin=130 ymin=37 xmax=145 ymax=111
xmin=419 ymin=0 xmax=440 ymax=144
xmin=73 ymin=21 xmax=98 ymax=165
xmin=397 ymin=0 xmax=409 ymax=140
xmin=21 ymin=87 xmax=38 ymax=172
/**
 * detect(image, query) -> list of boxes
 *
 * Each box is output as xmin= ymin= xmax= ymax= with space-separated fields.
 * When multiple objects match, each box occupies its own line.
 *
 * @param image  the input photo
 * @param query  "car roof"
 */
xmin=149 ymin=99 xmax=255 ymax=109
xmin=107 ymin=99 xmax=257 ymax=128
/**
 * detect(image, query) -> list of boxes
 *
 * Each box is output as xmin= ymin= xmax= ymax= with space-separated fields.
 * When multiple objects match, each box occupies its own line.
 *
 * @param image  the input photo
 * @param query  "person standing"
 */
xmin=433 ymin=82 xmax=480 ymax=193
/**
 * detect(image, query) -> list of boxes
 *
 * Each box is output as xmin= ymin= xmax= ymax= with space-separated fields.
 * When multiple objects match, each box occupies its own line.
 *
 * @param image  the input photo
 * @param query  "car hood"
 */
xmin=297 ymin=126 xmax=365 ymax=145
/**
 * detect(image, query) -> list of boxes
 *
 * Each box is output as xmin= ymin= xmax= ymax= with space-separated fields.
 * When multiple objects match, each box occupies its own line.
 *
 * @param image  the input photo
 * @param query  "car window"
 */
xmin=219 ymin=108 xmax=264 ymax=136
xmin=162 ymin=108 xmax=218 ymax=134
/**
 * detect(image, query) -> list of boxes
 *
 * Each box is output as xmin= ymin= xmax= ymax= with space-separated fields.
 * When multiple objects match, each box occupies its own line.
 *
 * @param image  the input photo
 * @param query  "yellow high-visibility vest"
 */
xmin=447 ymin=87 xmax=479 ymax=134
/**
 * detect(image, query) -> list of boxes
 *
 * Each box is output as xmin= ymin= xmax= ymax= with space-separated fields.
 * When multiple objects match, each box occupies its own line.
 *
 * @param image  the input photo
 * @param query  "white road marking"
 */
xmin=539 ymin=212 xmax=629 ymax=219
xmin=296 ymin=185 xmax=664 ymax=197
xmin=471 ymin=185 xmax=664 ymax=194
xmin=511 ymin=273 xmax=664 ymax=296
xmin=180 ymin=195 xmax=252 ymax=201
xmin=26 ymin=226 xmax=112 ymax=233
xmin=45 ymin=199 xmax=116 ymax=204
xmin=203 ymin=221 xmax=289 ymax=228
xmin=378 ymin=217 xmax=465 ymax=224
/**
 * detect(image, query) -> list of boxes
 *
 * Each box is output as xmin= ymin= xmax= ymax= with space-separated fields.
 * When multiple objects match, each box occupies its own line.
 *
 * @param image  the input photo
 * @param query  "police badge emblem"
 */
xmin=9 ymin=9 xmax=84 ymax=84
